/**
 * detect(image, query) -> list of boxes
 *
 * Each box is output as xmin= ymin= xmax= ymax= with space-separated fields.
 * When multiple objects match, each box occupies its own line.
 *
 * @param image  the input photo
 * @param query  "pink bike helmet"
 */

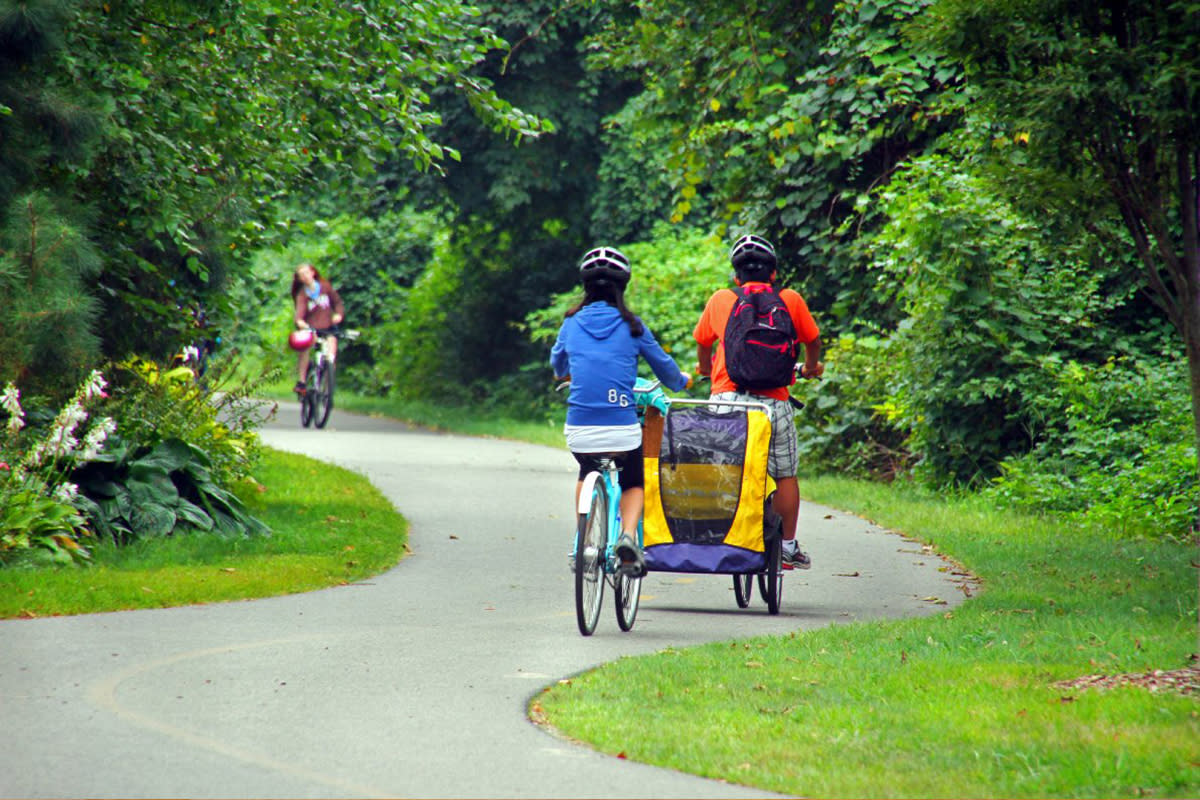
xmin=288 ymin=330 xmax=315 ymax=351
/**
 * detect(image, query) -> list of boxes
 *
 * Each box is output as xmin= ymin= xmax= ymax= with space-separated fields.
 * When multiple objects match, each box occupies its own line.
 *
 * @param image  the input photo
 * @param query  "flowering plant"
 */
xmin=0 ymin=371 xmax=116 ymax=565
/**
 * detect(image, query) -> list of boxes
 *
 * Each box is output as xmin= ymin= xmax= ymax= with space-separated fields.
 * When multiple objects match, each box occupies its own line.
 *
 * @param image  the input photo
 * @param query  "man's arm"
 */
xmin=697 ymin=342 xmax=714 ymax=377
xmin=800 ymin=339 xmax=824 ymax=379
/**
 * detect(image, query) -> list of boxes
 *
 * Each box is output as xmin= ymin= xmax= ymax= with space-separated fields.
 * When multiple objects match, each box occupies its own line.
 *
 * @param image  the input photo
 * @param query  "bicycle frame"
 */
xmin=574 ymin=458 xmax=640 ymax=574
xmin=300 ymin=328 xmax=357 ymax=430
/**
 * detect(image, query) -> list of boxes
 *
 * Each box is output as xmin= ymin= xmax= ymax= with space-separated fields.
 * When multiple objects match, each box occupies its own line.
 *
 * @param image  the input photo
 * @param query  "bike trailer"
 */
xmin=641 ymin=399 xmax=777 ymax=574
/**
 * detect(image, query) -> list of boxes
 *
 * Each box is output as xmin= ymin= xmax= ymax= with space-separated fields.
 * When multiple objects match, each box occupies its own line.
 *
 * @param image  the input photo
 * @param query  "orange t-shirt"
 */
xmin=692 ymin=283 xmax=820 ymax=401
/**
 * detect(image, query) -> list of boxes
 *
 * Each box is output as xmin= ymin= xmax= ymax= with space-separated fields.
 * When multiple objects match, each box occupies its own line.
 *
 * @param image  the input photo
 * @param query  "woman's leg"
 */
xmin=619 ymin=487 xmax=643 ymax=537
xmin=297 ymin=350 xmax=310 ymax=382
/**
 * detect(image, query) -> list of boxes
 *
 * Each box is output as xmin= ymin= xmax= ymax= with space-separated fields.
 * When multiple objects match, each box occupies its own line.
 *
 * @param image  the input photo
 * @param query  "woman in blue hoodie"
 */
xmin=550 ymin=246 xmax=690 ymax=576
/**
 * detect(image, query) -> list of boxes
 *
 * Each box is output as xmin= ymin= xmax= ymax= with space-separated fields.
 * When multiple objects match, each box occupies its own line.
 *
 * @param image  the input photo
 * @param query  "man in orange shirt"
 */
xmin=693 ymin=234 xmax=824 ymax=569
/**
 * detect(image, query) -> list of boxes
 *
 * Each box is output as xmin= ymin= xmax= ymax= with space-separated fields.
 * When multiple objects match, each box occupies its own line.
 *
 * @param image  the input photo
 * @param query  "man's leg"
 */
xmin=772 ymin=475 xmax=800 ymax=541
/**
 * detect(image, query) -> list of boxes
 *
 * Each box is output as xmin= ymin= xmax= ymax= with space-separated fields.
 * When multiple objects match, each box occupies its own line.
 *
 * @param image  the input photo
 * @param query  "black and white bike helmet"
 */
xmin=579 ymin=246 xmax=631 ymax=285
xmin=729 ymin=234 xmax=777 ymax=271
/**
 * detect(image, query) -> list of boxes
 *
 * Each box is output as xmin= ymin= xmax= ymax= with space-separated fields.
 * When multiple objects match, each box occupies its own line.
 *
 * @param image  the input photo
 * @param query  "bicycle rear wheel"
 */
xmin=314 ymin=362 xmax=335 ymax=429
xmin=614 ymin=570 xmax=641 ymax=632
xmin=758 ymin=534 xmax=783 ymax=615
xmin=575 ymin=477 xmax=608 ymax=636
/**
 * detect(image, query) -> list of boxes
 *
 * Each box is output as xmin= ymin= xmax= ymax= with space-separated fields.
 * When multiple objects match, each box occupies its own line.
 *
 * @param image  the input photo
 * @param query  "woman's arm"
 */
xmin=294 ymin=293 xmax=309 ymax=328
xmin=327 ymin=282 xmax=345 ymax=324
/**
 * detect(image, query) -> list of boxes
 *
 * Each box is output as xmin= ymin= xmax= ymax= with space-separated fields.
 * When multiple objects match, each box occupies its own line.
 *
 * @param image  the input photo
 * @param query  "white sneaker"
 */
xmin=781 ymin=539 xmax=811 ymax=570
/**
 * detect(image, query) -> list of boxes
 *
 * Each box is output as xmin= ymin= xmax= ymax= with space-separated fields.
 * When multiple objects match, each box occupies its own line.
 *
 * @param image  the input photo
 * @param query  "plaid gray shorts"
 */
xmin=710 ymin=392 xmax=798 ymax=479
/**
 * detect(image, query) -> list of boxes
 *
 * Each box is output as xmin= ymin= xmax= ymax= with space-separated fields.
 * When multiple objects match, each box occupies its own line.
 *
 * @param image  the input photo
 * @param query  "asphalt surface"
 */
xmin=0 ymin=403 xmax=965 ymax=798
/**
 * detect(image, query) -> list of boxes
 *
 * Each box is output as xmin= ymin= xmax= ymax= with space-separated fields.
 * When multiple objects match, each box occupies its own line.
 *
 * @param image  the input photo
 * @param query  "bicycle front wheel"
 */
xmin=314 ymin=362 xmax=335 ymax=429
xmin=300 ymin=385 xmax=315 ymax=428
xmin=614 ymin=571 xmax=641 ymax=632
xmin=575 ymin=477 xmax=608 ymax=636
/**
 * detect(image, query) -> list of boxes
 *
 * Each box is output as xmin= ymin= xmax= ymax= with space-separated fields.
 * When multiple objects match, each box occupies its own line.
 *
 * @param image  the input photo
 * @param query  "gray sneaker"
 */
xmin=781 ymin=540 xmax=811 ymax=570
xmin=614 ymin=534 xmax=647 ymax=578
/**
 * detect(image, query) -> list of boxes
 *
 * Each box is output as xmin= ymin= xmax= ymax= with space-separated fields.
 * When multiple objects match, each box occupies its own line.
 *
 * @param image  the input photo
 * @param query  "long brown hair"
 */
xmin=290 ymin=262 xmax=323 ymax=299
xmin=565 ymin=278 xmax=644 ymax=337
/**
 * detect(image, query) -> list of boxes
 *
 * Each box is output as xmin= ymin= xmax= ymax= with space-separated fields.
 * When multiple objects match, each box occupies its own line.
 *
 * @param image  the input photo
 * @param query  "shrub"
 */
xmin=868 ymin=152 xmax=1109 ymax=484
xmin=102 ymin=356 xmax=265 ymax=484
xmin=986 ymin=354 xmax=1196 ymax=538
xmin=0 ymin=371 xmax=114 ymax=565
xmin=793 ymin=333 xmax=910 ymax=480
xmin=66 ymin=355 xmax=273 ymax=546
xmin=72 ymin=437 xmax=268 ymax=545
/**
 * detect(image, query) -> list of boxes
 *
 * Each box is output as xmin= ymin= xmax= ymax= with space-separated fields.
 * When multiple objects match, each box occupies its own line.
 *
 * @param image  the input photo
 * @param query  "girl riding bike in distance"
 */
xmin=550 ymin=246 xmax=691 ymax=577
xmin=289 ymin=262 xmax=345 ymax=395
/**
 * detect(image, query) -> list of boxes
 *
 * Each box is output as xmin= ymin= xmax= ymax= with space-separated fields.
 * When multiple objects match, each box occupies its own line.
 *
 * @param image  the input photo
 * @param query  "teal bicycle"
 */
xmin=571 ymin=379 xmax=668 ymax=636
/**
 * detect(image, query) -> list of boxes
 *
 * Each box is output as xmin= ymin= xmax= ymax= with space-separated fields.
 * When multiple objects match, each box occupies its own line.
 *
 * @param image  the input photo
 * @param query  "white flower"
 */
xmin=47 ymin=401 xmax=88 ymax=457
xmin=1 ymin=383 xmax=20 ymax=415
xmin=1 ymin=383 xmax=23 ymax=434
xmin=81 ymin=370 xmax=108 ymax=401
xmin=25 ymin=441 xmax=48 ymax=467
xmin=53 ymin=482 xmax=79 ymax=503
xmin=80 ymin=417 xmax=117 ymax=461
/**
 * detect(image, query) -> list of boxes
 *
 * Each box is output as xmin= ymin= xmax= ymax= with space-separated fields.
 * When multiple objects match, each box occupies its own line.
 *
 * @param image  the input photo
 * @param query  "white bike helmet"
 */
xmin=578 ymin=246 xmax=631 ymax=286
xmin=729 ymin=234 xmax=777 ymax=271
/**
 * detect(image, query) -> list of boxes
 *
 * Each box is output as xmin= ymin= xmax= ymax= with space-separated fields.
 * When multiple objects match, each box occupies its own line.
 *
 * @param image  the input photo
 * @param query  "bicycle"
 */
xmin=299 ymin=326 xmax=359 ymax=429
xmin=569 ymin=378 xmax=668 ymax=636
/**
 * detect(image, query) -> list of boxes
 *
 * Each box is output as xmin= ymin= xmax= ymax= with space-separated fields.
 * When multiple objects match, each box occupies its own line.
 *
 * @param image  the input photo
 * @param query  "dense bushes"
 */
xmin=985 ymin=355 xmax=1196 ymax=538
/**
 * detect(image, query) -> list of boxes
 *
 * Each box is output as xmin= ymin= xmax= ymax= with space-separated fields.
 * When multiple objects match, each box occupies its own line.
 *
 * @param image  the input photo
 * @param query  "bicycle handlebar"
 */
xmin=307 ymin=326 xmax=361 ymax=340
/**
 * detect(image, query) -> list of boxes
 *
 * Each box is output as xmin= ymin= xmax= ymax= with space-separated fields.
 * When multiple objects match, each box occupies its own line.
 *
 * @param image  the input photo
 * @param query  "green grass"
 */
xmin=535 ymin=476 xmax=1200 ymax=797
xmin=0 ymin=447 xmax=407 ymax=618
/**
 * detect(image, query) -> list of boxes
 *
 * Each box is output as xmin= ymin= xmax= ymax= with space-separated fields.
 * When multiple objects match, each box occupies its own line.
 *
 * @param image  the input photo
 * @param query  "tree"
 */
xmin=591 ymin=0 xmax=961 ymax=323
xmin=923 ymin=0 xmax=1200 ymax=504
xmin=1 ymin=0 xmax=551 ymax=375
xmin=361 ymin=1 xmax=645 ymax=401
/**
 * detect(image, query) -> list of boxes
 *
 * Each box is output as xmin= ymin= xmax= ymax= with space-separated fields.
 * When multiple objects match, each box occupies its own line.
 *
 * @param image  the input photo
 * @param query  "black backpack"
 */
xmin=722 ymin=285 xmax=798 ymax=391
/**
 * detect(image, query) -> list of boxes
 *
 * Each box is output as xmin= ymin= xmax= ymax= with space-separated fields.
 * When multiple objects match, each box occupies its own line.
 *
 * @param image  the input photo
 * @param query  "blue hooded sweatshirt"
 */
xmin=550 ymin=302 xmax=688 ymax=428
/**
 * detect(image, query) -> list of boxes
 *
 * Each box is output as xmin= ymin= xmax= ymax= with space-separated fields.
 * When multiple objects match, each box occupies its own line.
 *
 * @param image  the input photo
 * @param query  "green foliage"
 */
xmin=987 ymin=355 xmax=1197 ymax=538
xmin=101 ymin=356 xmax=265 ymax=485
xmin=0 ymin=447 xmax=409 ymax=617
xmin=793 ymin=333 xmax=910 ymax=479
xmin=2 ymin=0 xmax=551 ymax=366
xmin=375 ymin=223 xmax=501 ymax=399
xmin=354 ymin=1 xmax=644 ymax=407
xmin=0 ymin=490 xmax=90 ymax=567
xmin=588 ymin=95 xmax=679 ymax=244
xmin=310 ymin=207 xmax=446 ymax=391
xmin=73 ymin=437 xmax=268 ymax=546
xmin=592 ymin=0 xmax=961 ymax=322
xmin=1 ymin=357 xmax=273 ymax=563
xmin=867 ymin=150 xmax=1109 ymax=483
xmin=0 ymin=193 xmax=102 ymax=396
xmin=922 ymin=0 xmax=1200 ymax=479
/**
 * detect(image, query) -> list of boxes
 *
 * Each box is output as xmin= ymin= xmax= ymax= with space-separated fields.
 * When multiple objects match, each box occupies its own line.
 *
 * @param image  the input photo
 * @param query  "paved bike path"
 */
xmin=0 ymin=406 xmax=965 ymax=798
